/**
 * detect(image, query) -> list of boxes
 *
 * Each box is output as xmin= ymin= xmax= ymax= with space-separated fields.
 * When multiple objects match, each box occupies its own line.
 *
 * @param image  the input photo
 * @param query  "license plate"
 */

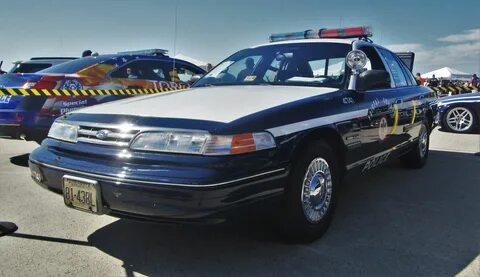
xmin=62 ymin=175 xmax=100 ymax=213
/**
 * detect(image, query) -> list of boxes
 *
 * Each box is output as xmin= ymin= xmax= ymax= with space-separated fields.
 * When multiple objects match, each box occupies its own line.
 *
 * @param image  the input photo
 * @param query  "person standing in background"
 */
xmin=206 ymin=63 xmax=213 ymax=72
xmin=471 ymin=74 xmax=479 ymax=87
xmin=415 ymin=73 xmax=426 ymax=85
xmin=428 ymin=74 xmax=439 ymax=87
xmin=81 ymin=50 xmax=92 ymax=57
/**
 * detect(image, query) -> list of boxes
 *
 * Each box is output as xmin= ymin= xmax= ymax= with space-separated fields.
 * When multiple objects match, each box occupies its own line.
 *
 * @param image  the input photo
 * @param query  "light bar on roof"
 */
xmin=117 ymin=49 xmax=168 ymax=56
xmin=269 ymin=26 xmax=372 ymax=42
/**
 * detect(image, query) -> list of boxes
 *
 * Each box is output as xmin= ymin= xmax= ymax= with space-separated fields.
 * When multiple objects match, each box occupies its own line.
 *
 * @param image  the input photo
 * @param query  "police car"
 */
xmin=29 ymin=27 xmax=438 ymax=242
xmin=0 ymin=49 xmax=204 ymax=143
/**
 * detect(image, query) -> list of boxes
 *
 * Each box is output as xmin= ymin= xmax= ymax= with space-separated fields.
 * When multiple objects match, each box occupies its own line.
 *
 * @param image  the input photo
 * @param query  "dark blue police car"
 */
xmin=29 ymin=27 xmax=438 ymax=241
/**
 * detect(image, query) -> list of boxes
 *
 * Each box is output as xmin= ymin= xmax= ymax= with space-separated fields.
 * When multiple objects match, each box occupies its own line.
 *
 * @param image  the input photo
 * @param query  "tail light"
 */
xmin=21 ymin=75 xmax=66 ymax=90
xmin=22 ymin=81 xmax=38 ymax=89
xmin=37 ymin=107 xmax=59 ymax=117
xmin=15 ymin=112 xmax=24 ymax=123
xmin=34 ymin=75 xmax=66 ymax=89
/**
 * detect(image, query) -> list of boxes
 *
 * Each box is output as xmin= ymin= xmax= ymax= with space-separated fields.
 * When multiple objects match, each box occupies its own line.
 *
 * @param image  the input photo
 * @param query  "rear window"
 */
xmin=10 ymin=63 xmax=51 ymax=73
xmin=38 ymin=56 xmax=111 ymax=74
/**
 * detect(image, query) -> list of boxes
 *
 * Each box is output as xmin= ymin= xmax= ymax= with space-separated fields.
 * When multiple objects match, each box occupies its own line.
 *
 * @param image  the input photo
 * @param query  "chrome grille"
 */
xmin=77 ymin=125 xmax=139 ymax=147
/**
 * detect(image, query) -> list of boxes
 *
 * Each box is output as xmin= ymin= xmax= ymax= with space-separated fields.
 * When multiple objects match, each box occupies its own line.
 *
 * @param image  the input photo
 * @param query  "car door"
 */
xmin=377 ymin=47 xmax=420 ymax=143
xmin=343 ymin=45 xmax=401 ymax=167
xmin=394 ymin=51 xmax=430 ymax=140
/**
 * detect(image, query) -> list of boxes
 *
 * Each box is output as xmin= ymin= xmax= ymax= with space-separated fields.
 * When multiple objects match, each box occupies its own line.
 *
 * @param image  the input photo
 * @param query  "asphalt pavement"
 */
xmin=0 ymin=128 xmax=479 ymax=276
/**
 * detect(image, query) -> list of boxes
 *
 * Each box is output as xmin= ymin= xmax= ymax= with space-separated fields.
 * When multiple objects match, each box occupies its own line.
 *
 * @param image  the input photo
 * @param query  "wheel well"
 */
xmin=293 ymin=128 xmax=347 ymax=173
xmin=425 ymin=109 xmax=434 ymax=132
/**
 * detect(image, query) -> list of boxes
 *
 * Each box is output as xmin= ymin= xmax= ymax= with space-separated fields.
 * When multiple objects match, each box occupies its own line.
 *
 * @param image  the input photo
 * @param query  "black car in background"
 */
xmin=8 ymin=57 xmax=78 ymax=74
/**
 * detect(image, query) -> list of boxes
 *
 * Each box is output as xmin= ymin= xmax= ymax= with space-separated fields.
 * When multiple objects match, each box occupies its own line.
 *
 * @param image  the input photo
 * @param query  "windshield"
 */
xmin=9 ymin=63 xmax=52 ymax=73
xmin=195 ymin=42 xmax=351 ymax=88
xmin=38 ymin=56 xmax=111 ymax=74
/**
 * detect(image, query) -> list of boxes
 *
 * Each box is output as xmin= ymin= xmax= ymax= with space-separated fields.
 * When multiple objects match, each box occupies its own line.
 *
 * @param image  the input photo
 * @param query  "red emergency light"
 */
xmin=269 ymin=26 xmax=372 ymax=42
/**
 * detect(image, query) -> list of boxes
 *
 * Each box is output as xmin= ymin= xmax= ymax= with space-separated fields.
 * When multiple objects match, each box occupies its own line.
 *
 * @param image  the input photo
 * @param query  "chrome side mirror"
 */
xmin=346 ymin=50 xmax=367 ymax=90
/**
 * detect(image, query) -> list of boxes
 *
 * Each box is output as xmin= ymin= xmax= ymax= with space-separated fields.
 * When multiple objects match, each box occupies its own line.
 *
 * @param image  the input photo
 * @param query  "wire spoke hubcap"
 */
xmin=301 ymin=158 xmax=332 ymax=223
xmin=446 ymin=107 xmax=473 ymax=132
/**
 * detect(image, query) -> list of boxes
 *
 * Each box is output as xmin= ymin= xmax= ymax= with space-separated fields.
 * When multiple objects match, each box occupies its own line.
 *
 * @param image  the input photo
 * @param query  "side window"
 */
xmin=110 ymin=60 xmax=168 ymax=81
xmin=309 ymin=59 xmax=326 ymax=77
xmin=171 ymin=63 xmax=203 ymax=84
xmin=305 ymin=57 xmax=345 ymax=83
xmin=358 ymin=46 xmax=391 ymax=89
xmin=396 ymin=56 xmax=418 ymax=86
xmin=326 ymin=58 xmax=345 ymax=77
xmin=264 ymin=57 xmax=282 ymax=82
xmin=377 ymin=48 xmax=408 ymax=87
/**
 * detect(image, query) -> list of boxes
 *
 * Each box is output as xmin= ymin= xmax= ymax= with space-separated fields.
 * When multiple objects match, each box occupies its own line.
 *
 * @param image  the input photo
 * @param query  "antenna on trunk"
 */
xmin=172 ymin=1 xmax=178 ymax=72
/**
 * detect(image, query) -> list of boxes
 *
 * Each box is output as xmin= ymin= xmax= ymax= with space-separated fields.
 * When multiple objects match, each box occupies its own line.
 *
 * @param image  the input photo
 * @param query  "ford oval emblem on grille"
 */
xmin=96 ymin=130 xmax=110 ymax=140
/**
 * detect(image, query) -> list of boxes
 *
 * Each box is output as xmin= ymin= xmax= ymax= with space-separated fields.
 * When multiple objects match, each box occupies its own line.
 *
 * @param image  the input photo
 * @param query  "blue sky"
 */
xmin=0 ymin=0 xmax=478 ymax=74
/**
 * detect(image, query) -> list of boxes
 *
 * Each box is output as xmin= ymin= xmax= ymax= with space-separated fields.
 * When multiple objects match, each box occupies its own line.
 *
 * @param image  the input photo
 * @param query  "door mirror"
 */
xmin=357 ymin=70 xmax=391 ymax=91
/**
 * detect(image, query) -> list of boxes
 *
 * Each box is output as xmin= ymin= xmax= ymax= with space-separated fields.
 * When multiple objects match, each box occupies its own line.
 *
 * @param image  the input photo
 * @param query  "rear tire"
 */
xmin=401 ymin=121 xmax=429 ymax=169
xmin=281 ymin=140 xmax=339 ymax=243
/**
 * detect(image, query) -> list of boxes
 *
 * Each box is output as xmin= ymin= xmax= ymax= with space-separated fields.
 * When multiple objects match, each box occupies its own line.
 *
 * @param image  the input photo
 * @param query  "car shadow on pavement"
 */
xmin=437 ymin=127 xmax=480 ymax=134
xmin=9 ymin=153 xmax=30 ymax=167
xmin=86 ymin=150 xmax=480 ymax=276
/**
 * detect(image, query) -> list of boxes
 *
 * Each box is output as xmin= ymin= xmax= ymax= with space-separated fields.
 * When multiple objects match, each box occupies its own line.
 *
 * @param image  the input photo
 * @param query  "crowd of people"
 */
xmin=81 ymin=49 xmax=98 ymax=57
xmin=415 ymin=72 xmax=479 ymax=87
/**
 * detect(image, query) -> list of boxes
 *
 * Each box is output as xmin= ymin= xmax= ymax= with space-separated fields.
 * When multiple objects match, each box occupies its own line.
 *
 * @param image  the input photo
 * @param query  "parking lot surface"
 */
xmin=0 ymin=129 xmax=479 ymax=276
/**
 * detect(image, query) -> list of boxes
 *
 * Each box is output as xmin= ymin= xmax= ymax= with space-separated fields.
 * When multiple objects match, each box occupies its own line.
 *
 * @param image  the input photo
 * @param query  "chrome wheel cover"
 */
xmin=301 ymin=158 xmax=332 ymax=223
xmin=418 ymin=123 xmax=428 ymax=158
xmin=446 ymin=107 xmax=473 ymax=132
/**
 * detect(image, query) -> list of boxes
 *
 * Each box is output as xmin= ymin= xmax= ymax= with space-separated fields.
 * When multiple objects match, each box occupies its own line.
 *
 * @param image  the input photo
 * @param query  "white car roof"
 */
xmin=251 ymin=38 xmax=355 ymax=49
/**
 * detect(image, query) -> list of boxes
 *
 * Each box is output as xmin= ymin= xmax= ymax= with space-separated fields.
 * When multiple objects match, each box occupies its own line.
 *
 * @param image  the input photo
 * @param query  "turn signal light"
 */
xmin=230 ymin=134 xmax=256 ymax=154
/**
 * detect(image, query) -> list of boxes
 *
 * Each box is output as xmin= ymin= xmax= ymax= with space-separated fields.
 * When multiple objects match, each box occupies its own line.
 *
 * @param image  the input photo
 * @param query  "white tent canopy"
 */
xmin=174 ymin=53 xmax=208 ymax=70
xmin=421 ymin=67 xmax=471 ymax=81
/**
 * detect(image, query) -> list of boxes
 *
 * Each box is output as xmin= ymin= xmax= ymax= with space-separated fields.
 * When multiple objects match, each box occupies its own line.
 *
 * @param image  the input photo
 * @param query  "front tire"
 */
xmin=443 ymin=106 xmax=477 ymax=133
xmin=402 ymin=121 xmax=429 ymax=169
xmin=281 ymin=141 xmax=339 ymax=243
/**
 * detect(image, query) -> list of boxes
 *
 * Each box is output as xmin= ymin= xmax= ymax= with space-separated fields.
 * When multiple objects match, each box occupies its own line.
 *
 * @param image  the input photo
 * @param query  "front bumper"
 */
xmin=29 ymin=142 xmax=288 ymax=222
xmin=0 ymin=109 xmax=48 ymax=141
xmin=0 ymin=124 xmax=48 ymax=141
xmin=0 ymin=124 xmax=22 ymax=138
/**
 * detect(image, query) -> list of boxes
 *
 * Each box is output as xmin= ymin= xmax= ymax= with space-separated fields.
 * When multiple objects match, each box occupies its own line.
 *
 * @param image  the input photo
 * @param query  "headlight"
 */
xmin=130 ymin=131 xmax=209 ymax=154
xmin=48 ymin=121 xmax=78 ymax=143
xmin=130 ymin=131 xmax=276 ymax=155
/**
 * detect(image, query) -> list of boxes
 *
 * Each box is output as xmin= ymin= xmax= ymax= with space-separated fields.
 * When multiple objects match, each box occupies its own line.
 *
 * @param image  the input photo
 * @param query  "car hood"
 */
xmin=72 ymin=85 xmax=339 ymax=123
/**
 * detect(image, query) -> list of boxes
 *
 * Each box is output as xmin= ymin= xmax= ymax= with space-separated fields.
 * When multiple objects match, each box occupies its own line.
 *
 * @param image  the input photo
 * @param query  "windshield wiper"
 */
xmin=195 ymin=83 xmax=216 ymax=88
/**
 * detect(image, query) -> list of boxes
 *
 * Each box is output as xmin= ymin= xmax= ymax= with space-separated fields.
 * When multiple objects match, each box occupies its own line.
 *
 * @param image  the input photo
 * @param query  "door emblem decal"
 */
xmin=378 ymin=117 xmax=388 ymax=141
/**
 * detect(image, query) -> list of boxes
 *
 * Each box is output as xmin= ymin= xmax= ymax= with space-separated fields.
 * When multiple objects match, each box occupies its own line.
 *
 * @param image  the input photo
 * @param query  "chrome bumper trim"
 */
xmin=29 ymin=158 xmax=287 ymax=188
